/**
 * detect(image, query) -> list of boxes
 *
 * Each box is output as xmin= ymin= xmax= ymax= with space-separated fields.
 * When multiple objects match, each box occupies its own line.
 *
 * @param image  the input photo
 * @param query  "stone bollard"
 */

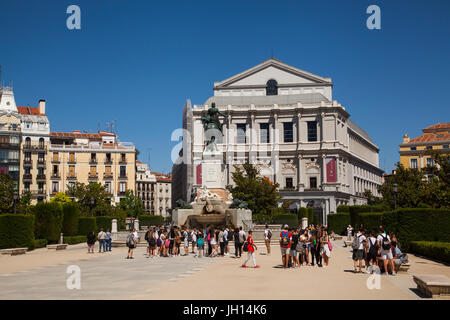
xmin=134 ymin=219 xmax=140 ymax=231
xmin=59 ymin=233 xmax=64 ymax=245
xmin=302 ymin=218 xmax=308 ymax=229
xmin=111 ymin=219 xmax=118 ymax=233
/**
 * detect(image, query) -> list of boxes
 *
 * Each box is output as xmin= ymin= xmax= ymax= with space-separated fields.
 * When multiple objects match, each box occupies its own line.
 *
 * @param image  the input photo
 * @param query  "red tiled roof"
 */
xmin=98 ymin=131 xmax=116 ymax=136
xmin=17 ymin=106 xmax=44 ymax=116
xmin=423 ymin=123 xmax=450 ymax=131
xmin=157 ymin=177 xmax=172 ymax=182
xmin=50 ymin=132 xmax=102 ymax=139
xmin=409 ymin=132 xmax=450 ymax=143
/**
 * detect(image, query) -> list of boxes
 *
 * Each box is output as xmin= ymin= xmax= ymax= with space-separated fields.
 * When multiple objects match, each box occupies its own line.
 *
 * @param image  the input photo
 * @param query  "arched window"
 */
xmin=266 ymin=79 xmax=278 ymax=96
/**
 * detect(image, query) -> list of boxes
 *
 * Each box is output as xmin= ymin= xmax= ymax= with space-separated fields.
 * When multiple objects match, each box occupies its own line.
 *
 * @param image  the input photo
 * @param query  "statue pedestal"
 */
xmin=202 ymin=149 xmax=225 ymax=189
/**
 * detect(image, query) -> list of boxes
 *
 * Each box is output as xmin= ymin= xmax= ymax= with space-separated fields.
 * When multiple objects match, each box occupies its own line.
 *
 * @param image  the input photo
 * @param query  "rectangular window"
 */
xmin=24 ymin=167 xmax=31 ymax=174
xmin=69 ymin=165 xmax=75 ymax=177
xmin=121 ymin=153 xmax=126 ymax=162
xmin=307 ymin=121 xmax=318 ymax=142
xmin=310 ymin=177 xmax=317 ymax=189
xmin=52 ymin=181 xmax=59 ymax=193
xmin=52 ymin=152 xmax=59 ymax=162
xmin=53 ymin=165 xmax=58 ymax=176
xmin=25 ymin=152 xmax=31 ymax=161
xmin=120 ymin=166 xmax=126 ymax=176
xmin=286 ymin=177 xmax=293 ymax=189
xmin=443 ymin=145 xmax=449 ymax=149
xmin=260 ymin=123 xmax=270 ymax=143
xmin=105 ymin=182 xmax=112 ymax=193
xmin=90 ymin=166 xmax=97 ymax=176
xmin=426 ymin=158 xmax=434 ymax=167
xmin=69 ymin=153 xmax=75 ymax=162
xmin=410 ymin=147 xmax=416 ymax=151
xmin=237 ymin=123 xmax=246 ymax=144
xmin=283 ymin=122 xmax=293 ymax=143
xmin=38 ymin=167 xmax=44 ymax=175
xmin=120 ymin=182 xmax=127 ymax=193
xmin=426 ymin=146 xmax=433 ymax=150
xmin=410 ymin=158 xmax=418 ymax=169
xmin=105 ymin=166 xmax=111 ymax=176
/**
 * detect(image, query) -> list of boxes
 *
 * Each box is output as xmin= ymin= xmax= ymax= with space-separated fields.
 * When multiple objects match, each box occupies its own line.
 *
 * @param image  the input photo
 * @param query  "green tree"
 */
xmin=119 ymin=190 xmax=144 ymax=218
xmin=422 ymin=153 xmax=450 ymax=208
xmin=50 ymin=192 xmax=72 ymax=205
xmin=227 ymin=163 xmax=283 ymax=216
xmin=0 ymin=174 xmax=15 ymax=214
xmin=66 ymin=182 xmax=112 ymax=216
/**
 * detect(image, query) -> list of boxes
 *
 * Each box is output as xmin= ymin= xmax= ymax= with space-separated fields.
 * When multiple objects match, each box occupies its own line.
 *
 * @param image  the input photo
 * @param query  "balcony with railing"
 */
xmin=22 ymin=174 xmax=32 ymax=181
xmin=119 ymin=172 xmax=127 ymax=179
xmin=0 ymin=142 xmax=20 ymax=149
xmin=51 ymin=156 xmax=60 ymax=163
xmin=89 ymin=158 xmax=97 ymax=164
xmin=67 ymin=174 xmax=77 ymax=180
xmin=88 ymin=172 xmax=98 ymax=179
xmin=50 ymin=172 xmax=60 ymax=179
xmin=23 ymin=158 xmax=32 ymax=166
xmin=36 ymin=174 xmax=46 ymax=181
xmin=103 ymin=173 xmax=113 ymax=179
xmin=37 ymin=158 xmax=46 ymax=166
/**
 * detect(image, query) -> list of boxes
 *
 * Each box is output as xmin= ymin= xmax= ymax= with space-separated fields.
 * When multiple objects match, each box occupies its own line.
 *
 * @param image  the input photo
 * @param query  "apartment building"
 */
xmin=136 ymin=161 xmax=156 ymax=214
xmin=49 ymin=130 xmax=136 ymax=204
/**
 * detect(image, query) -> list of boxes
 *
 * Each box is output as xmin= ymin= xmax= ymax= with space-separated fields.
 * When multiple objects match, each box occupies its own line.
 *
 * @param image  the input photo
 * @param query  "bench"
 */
xmin=46 ymin=244 xmax=68 ymax=250
xmin=413 ymin=274 xmax=450 ymax=298
xmin=0 ymin=248 xmax=28 ymax=256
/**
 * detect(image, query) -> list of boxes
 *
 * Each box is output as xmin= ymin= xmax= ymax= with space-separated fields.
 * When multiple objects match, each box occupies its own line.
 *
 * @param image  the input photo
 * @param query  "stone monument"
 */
xmin=172 ymin=103 xmax=252 ymax=229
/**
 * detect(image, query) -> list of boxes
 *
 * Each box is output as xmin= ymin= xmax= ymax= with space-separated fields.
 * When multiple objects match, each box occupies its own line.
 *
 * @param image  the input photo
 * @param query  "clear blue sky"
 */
xmin=1 ymin=0 xmax=449 ymax=174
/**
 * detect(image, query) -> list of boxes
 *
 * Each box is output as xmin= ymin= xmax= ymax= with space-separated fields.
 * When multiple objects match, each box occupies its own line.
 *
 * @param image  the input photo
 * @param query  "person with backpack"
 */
xmin=279 ymin=225 xmax=292 ymax=268
xmin=196 ymin=230 xmax=204 ymax=258
xmin=377 ymin=229 xmax=395 ymax=275
xmin=241 ymin=230 xmax=259 ymax=268
xmin=126 ymin=229 xmax=136 ymax=259
xmin=352 ymin=228 xmax=366 ymax=273
xmin=264 ymin=224 xmax=272 ymax=255
xmin=365 ymin=231 xmax=378 ymax=274
xmin=290 ymin=228 xmax=300 ymax=268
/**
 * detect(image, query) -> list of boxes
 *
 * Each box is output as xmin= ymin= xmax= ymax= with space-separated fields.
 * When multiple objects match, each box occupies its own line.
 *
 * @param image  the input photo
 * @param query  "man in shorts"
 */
xmin=279 ymin=225 xmax=292 ymax=268
xmin=352 ymin=228 xmax=366 ymax=273
xmin=377 ymin=230 xmax=395 ymax=275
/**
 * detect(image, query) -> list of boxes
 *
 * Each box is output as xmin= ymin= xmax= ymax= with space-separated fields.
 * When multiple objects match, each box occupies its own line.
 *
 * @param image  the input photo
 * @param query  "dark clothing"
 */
xmin=87 ymin=233 xmax=95 ymax=245
xmin=292 ymin=234 xmax=299 ymax=249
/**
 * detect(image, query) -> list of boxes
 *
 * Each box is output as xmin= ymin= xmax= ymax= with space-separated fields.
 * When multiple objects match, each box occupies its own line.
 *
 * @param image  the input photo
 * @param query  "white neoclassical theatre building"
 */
xmin=172 ymin=58 xmax=383 ymax=224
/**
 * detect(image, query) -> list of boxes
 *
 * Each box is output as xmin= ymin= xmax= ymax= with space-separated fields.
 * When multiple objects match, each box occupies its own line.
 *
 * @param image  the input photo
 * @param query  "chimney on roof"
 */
xmin=403 ymin=134 xmax=410 ymax=144
xmin=39 ymin=99 xmax=46 ymax=114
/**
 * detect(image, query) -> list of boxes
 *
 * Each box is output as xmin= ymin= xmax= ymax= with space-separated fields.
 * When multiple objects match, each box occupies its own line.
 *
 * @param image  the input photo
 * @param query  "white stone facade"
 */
xmin=172 ymin=59 xmax=383 ymax=224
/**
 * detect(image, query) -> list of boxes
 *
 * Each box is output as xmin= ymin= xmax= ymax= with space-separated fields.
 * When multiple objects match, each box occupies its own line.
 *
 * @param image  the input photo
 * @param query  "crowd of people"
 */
xmin=348 ymin=224 xmax=408 ymax=275
xmin=89 ymin=223 xmax=408 ymax=274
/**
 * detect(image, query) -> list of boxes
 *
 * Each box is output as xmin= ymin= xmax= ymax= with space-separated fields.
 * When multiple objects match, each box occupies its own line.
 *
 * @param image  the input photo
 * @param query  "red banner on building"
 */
xmin=326 ymin=157 xmax=336 ymax=183
xmin=196 ymin=163 xmax=202 ymax=185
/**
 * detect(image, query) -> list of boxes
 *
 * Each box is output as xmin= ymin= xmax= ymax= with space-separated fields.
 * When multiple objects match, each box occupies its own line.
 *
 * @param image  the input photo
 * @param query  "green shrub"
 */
xmin=395 ymin=208 xmax=450 ymax=251
xmin=358 ymin=212 xmax=384 ymax=233
xmin=0 ymin=214 xmax=35 ymax=250
xmin=349 ymin=205 xmax=385 ymax=227
xmin=34 ymin=239 xmax=48 ymax=249
xmin=95 ymin=216 xmax=113 ymax=232
xmin=337 ymin=205 xmax=351 ymax=213
xmin=78 ymin=217 xmax=97 ymax=236
xmin=409 ymin=241 xmax=450 ymax=263
xmin=33 ymin=202 xmax=63 ymax=244
xmin=298 ymin=207 xmax=307 ymax=218
xmin=327 ymin=213 xmax=350 ymax=235
xmin=252 ymin=214 xmax=273 ymax=224
xmin=139 ymin=215 xmax=164 ymax=227
xmin=273 ymin=214 xmax=298 ymax=227
xmin=65 ymin=235 xmax=87 ymax=245
xmin=62 ymin=203 xmax=80 ymax=236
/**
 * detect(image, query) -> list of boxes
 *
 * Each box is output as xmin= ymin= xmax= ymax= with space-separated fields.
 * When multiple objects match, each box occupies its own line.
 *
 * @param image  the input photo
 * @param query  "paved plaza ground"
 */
xmin=0 ymin=239 xmax=449 ymax=300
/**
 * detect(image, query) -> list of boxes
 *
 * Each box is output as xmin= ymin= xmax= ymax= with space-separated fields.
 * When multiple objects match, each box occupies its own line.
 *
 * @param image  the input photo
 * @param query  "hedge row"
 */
xmin=349 ymin=205 xmax=386 ymax=228
xmin=327 ymin=213 xmax=350 ymax=235
xmin=34 ymin=239 xmax=48 ymax=249
xmin=0 ymin=214 xmax=35 ymax=250
xmin=62 ymin=203 xmax=80 ymax=236
xmin=95 ymin=216 xmax=113 ymax=232
xmin=139 ymin=215 xmax=164 ymax=227
xmin=65 ymin=235 xmax=88 ymax=245
xmin=409 ymin=241 xmax=450 ymax=264
xmin=78 ymin=217 xmax=97 ymax=236
xmin=337 ymin=205 xmax=351 ymax=213
xmin=298 ymin=208 xmax=314 ymax=224
xmin=252 ymin=214 xmax=273 ymax=224
xmin=273 ymin=214 xmax=298 ymax=227
xmin=34 ymin=202 xmax=63 ymax=244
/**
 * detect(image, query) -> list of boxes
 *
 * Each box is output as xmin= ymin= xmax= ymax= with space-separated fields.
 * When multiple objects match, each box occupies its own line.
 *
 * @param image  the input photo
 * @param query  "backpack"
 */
xmin=165 ymin=239 xmax=170 ymax=247
xmin=126 ymin=234 xmax=134 ymax=247
xmin=149 ymin=237 xmax=156 ymax=246
xmin=187 ymin=231 xmax=192 ymax=242
xmin=227 ymin=231 xmax=233 ymax=241
xmin=197 ymin=237 xmax=204 ymax=246
xmin=368 ymin=238 xmax=377 ymax=255
xmin=381 ymin=234 xmax=391 ymax=250
xmin=144 ymin=231 xmax=149 ymax=242
xmin=267 ymin=230 xmax=272 ymax=239
xmin=243 ymin=240 xmax=249 ymax=252
xmin=351 ymin=234 xmax=361 ymax=250
xmin=157 ymin=238 xmax=162 ymax=247
xmin=280 ymin=231 xmax=290 ymax=246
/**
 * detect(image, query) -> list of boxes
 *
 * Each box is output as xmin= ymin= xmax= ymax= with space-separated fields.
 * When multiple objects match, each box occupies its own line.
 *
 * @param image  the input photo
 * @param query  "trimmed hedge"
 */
xmin=78 ymin=217 xmax=97 ymax=236
xmin=252 ymin=214 xmax=273 ymax=224
xmin=65 ymin=235 xmax=88 ymax=245
xmin=349 ymin=205 xmax=386 ymax=227
xmin=337 ymin=205 xmax=351 ymax=213
xmin=34 ymin=239 xmax=48 ymax=249
xmin=33 ymin=202 xmax=63 ymax=244
xmin=95 ymin=216 xmax=113 ymax=232
xmin=327 ymin=213 xmax=350 ymax=235
xmin=273 ymin=214 xmax=298 ymax=227
xmin=0 ymin=214 xmax=35 ymax=250
xmin=358 ymin=212 xmax=384 ymax=234
xmin=139 ymin=215 xmax=164 ymax=227
xmin=409 ymin=241 xmax=450 ymax=264
xmin=298 ymin=208 xmax=314 ymax=225
xmin=62 ymin=203 xmax=80 ymax=236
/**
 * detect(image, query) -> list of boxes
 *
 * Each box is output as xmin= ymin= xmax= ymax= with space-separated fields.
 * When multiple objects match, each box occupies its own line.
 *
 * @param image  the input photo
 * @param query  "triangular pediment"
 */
xmin=214 ymin=58 xmax=332 ymax=89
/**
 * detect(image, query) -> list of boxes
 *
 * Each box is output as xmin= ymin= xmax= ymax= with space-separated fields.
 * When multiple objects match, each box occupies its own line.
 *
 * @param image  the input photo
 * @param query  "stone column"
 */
xmin=321 ymin=154 xmax=326 ymax=186
xmin=112 ymin=219 xmax=118 ymax=233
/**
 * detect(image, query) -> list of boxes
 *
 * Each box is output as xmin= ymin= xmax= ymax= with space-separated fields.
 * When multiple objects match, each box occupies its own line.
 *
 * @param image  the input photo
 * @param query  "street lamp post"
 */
xmin=393 ymin=183 xmax=398 ymax=211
